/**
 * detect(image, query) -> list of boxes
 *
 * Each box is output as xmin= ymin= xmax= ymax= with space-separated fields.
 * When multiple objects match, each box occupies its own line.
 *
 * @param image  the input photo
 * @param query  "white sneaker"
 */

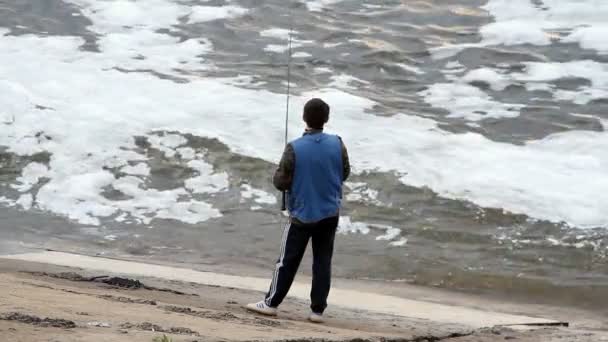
xmin=245 ymin=301 xmax=278 ymax=316
xmin=308 ymin=312 xmax=324 ymax=323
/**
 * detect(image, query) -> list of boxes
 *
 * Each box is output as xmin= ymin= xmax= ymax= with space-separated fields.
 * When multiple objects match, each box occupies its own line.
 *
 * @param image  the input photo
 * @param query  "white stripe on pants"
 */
xmin=266 ymin=220 xmax=292 ymax=306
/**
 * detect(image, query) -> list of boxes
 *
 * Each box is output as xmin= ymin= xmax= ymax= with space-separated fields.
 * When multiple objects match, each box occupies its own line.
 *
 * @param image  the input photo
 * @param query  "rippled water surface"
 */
xmin=0 ymin=0 xmax=607 ymax=310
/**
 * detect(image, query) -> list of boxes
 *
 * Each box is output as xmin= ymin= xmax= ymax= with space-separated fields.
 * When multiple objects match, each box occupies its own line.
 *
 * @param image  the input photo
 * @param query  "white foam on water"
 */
xmin=396 ymin=63 xmax=425 ymax=75
xmin=66 ymin=0 xmax=189 ymax=31
xmin=104 ymin=234 xmax=117 ymax=241
xmin=184 ymin=159 xmax=229 ymax=195
xmin=329 ymin=74 xmax=370 ymax=90
xmin=572 ymin=113 xmax=608 ymax=131
xmin=110 ymin=176 xmax=222 ymax=225
xmin=563 ymin=25 xmax=608 ymax=55
xmin=514 ymin=61 xmax=607 ymax=87
xmin=442 ymin=64 xmax=467 ymax=76
xmin=425 ymin=61 xmax=608 ymax=120
xmin=480 ymin=0 xmax=550 ymax=47
xmin=420 ymin=82 xmax=522 ymax=121
xmin=260 ymin=28 xmax=293 ymax=40
xmin=67 ymin=0 xmax=212 ymax=75
xmin=99 ymin=31 xmax=213 ymax=73
xmin=390 ymin=238 xmax=408 ymax=247
xmin=481 ymin=0 xmax=608 ymax=53
xmin=11 ymin=162 xmax=49 ymax=192
xmin=462 ymin=68 xmax=510 ymax=91
xmin=376 ymin=227 xmax=402 ymax=241
xmin=0 ymin=35 xmax=226 ymax=226
xmin=429 ymin=43 xmax=481 ymax=61
xmin=314 ymin=67 xmax=333 ymax=74
xmin=1 ymin=0 xmax=607 ymax=229
xmin=323 ymin=42 xmax=342 ymax=48
xmin=345 ymin=193 xmax=363 ymax=202
xmin=452 ymin=62 xmax=608 ymax=107
xmin=339 ymin=217 xmax=405 ymax=246
xmin=344 ymin=182 xmax=382 ymax=206
xmin=176 ymin=147 xmax=196 ymax=160
xmin=188 ymin=5 xmax=248 ymax=23
xmin=495 ymin=229 xmax=605 ymax=253
xmin=121 ymin=163 xmax=150 ymax=177
xmin=338 ymin=217 xmax=370 ymax=235
xmin=147 ymin=134 xmax=187 ymax=158
xmin=306 ymin=0 xmax=344 ymax=12
xmin=115 ymin=213 xmax=128 ymax=223
xmin=36 ymin=170 xmax=119 ymax=226
xmin=264 ymin=42 xmax=303 ymax=54
xmin=445 ymin=61 xmax=463 ymax=69
xmin=148 ymin=134 xmax=187 ymax=149
xmin=293 ymin=52 xmax=312 ymax=58
xmin=389 ymin=116 xmax=607 ymax=228
xmin=155 ymin=200 xmax=221 ymax=224
xmin=0 ymin=79 xmax=29 ymax=124
xmin=525 ymin=83 xmax=553 ymax=92
xmin=240 ymin=184 xmax=277 ymax=205
xmin=432 ymin=0 xmax=608 ymax=59
xmin=555 ymin=89 xmax=608 ymax=106
xmin=16 ymin=194 xmax=33 ymax=211
xmin=513 ymin=61 xmax=608 ymax=105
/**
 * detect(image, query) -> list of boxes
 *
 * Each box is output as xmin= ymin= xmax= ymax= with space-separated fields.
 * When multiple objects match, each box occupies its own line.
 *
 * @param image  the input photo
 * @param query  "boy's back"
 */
xmin=246 ymin=98 xmax=350 ymax=323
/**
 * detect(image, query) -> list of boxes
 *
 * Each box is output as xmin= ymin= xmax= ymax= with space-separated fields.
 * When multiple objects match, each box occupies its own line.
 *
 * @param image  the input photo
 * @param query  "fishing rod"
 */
xmin=281 ymin=6 xmax=294 ymax=211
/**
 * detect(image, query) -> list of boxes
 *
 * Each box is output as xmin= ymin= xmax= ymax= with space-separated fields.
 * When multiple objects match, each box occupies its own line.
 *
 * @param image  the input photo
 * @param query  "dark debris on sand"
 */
xmin=164 ymin=305 xmax=281 ymax=327
xmin=99 ymin=276 xmax=144 ymax=289
xmin=25 ymin=271 xmax=198 ymax=296
xmin=97 ymin=294 xmax=157 ymax=305
xmin=0 ymin=312 xmax=76 ymax=329
xmin=120 ymin=322 xmax=199 ymax=336
xmin=241 ymin=331 xmax=477 ymax=342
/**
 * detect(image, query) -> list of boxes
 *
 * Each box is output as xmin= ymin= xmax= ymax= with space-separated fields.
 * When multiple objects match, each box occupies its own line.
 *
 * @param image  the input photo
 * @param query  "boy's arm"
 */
xmin=273 ymin=144 xmax=295 ymax=191
xmin=340 ymin=137 xmax=350 ymax=181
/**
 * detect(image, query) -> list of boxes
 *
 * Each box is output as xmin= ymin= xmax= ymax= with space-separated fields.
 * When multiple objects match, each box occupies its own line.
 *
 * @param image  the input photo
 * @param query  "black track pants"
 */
xmin=264 ymin=216 xmax=339 ymax=314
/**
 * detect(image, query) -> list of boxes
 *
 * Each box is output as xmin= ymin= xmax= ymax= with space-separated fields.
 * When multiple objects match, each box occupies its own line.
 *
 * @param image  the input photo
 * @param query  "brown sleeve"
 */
xmin=339 ymin=137 xmax=350 ymax=182
xmin=273 ymin=144 xmax=295 ymax=191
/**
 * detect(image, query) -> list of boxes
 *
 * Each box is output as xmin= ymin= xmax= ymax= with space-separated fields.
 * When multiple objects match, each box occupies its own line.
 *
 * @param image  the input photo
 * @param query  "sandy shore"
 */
xmin=0 ymin=252 xmax=606 ymax=342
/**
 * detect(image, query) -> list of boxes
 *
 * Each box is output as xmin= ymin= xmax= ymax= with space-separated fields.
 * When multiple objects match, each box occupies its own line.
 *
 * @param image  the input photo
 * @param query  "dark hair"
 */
xmin=303 ymin=98 xmax=330 ymax=129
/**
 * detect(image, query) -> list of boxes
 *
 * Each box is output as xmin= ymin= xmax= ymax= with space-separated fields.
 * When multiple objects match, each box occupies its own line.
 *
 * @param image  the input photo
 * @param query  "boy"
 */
xmin=246 ymin=98 xmax=350 ymax=323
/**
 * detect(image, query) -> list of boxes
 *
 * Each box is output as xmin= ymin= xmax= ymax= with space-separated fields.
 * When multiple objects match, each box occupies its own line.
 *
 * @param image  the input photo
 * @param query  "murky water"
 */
xmin=0 ymin=0 xmax=607 ymax=311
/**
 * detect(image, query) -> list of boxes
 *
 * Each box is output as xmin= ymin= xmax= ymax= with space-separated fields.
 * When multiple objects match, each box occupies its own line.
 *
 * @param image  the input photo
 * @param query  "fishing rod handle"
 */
xmin=281 ymin=191 xmax=287 ymax=211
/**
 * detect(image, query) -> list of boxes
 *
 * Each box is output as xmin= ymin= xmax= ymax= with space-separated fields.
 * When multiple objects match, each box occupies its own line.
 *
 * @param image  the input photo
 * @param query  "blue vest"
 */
xmin=289 ymin=132 xmax=343 ymax=223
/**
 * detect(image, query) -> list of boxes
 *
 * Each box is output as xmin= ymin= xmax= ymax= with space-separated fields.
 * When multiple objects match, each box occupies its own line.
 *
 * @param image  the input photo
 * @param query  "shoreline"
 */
xmin=4 ymin=232 xmax=607 ymax=317
xmin=1 ymin=251 xmax=606 ymax=342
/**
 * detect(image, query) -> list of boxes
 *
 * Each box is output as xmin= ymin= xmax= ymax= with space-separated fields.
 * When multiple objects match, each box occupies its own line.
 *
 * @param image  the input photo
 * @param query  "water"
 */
xmin=0 ymin=0 xmax=607 ymax=311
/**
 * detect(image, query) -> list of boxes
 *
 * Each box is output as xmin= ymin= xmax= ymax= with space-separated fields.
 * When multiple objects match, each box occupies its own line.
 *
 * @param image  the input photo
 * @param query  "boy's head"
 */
xmin=303 ymin=98 xmax=330 ymax=129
